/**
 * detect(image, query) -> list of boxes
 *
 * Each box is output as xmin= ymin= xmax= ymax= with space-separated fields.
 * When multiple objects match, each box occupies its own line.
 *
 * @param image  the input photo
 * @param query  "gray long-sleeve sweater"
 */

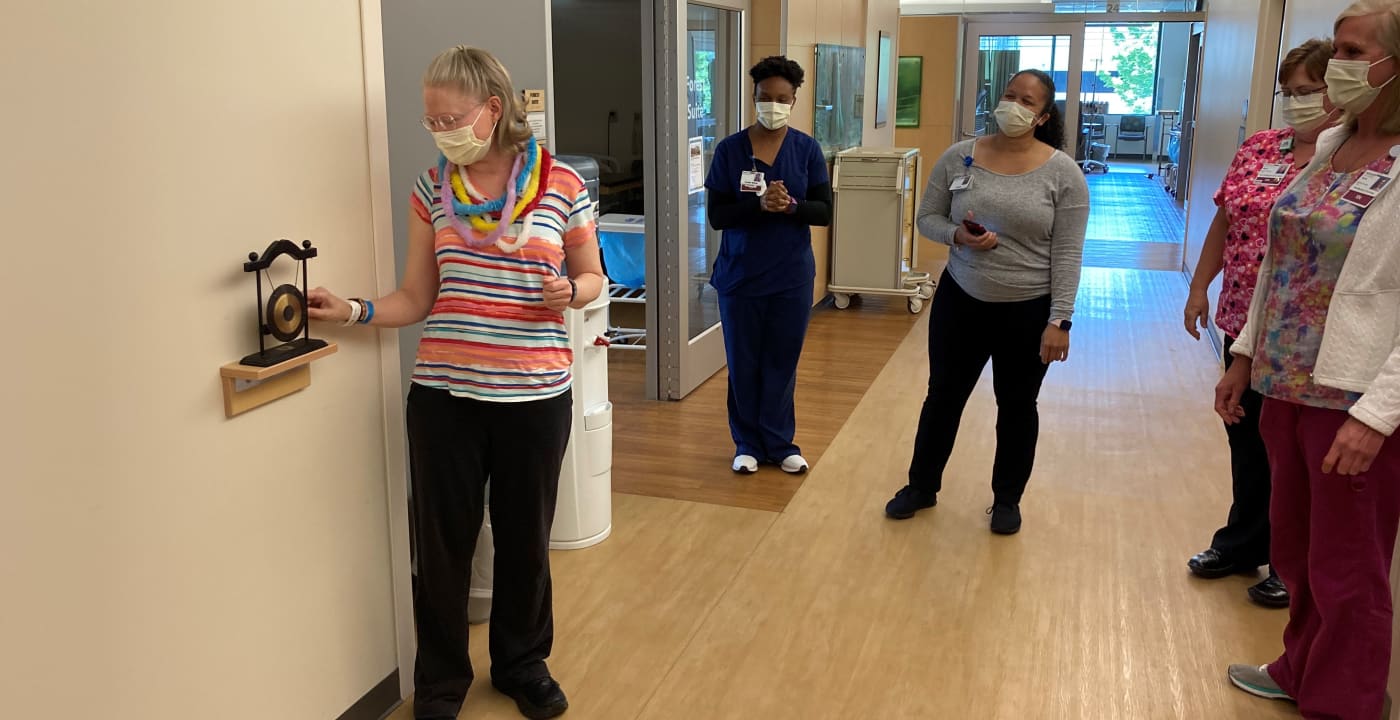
xmin=918 ymin=139 xmax=1090 ymax=321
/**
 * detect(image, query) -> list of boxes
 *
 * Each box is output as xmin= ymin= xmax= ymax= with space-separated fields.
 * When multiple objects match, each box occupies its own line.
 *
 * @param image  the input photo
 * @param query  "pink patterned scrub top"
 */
xmin=1213 ymin=128 xmax=1302 ymax=337
xmin=1249 ymin=151 xmax=1395 ymax=409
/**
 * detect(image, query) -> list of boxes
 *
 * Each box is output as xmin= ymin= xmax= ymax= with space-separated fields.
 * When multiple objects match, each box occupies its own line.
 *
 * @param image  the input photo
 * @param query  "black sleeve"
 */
xmin=707 ymin=189 xmax=764 ymax=229
xmin=794 ymin=181 xmax=832 ymax=227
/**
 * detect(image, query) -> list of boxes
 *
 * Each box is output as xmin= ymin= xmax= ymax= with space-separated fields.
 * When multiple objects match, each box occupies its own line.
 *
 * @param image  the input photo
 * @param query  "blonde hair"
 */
xmin=1335 ymin=0 xmax=1400 ymax=133
xmin=423 ymin=46 xmax=533 ymax=152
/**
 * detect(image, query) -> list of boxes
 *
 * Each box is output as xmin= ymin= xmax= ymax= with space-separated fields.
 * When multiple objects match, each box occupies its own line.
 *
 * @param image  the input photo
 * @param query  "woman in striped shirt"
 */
xmin=308 ymin=46 xmax=603 ymax=720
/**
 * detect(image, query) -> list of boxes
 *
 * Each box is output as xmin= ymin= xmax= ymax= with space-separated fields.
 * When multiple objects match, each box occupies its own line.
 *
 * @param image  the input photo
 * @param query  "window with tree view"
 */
xmin=1082 ymin=23 xmax=1160 ymax=115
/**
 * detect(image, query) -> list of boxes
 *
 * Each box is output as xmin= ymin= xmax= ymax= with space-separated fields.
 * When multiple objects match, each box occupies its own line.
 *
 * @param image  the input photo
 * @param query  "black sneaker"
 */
xmin=884 ymin=485 xmax=937 ymax=519
xmin=988 ymin=503 xmax=1021 ymax=535
xmin=494 ymin=676 xmax=569 ymax=719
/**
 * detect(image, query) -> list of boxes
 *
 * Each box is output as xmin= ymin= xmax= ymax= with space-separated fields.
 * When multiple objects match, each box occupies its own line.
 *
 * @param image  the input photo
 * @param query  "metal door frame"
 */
xmin=644 ymin=0 xmax=749 ymax=400
xmin=960 ymin=21 xmax=1086 ymax=158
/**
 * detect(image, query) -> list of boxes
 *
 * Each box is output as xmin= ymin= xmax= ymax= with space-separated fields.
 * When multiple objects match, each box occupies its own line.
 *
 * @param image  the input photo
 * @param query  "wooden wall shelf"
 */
xmin=219 ymin=342 xmax=338 ymax=418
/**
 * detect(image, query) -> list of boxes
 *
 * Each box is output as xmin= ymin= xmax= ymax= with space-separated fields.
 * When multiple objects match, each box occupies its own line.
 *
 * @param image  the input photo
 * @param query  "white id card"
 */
xmin=1254 ymin=162 xmax=1291 ymax=186
xmin=950 ymin=175 xmax=972 ymax=192
xmin=740 ymin=170 xmax=767 ymax=194
xmin=1342 ymin=170 xmax=1394 ymax=208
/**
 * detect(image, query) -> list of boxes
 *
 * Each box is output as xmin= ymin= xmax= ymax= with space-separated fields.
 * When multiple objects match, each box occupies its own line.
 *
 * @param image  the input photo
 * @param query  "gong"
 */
xmin=239 ymin=239 xmax=327 ymax=368
xmin=266 ymin=284 xmax=307 ymax=343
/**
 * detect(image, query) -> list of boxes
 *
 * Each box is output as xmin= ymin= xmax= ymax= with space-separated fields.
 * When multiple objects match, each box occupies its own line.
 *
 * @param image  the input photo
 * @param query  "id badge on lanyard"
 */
xmin=950 ymin=154 xmax=974 ymax=192
xmin=740 ymin=155 xmax=767 ymax=195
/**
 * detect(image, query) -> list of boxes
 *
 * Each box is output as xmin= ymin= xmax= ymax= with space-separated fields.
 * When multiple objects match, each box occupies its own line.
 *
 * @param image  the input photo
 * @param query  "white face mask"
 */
xmin=1325 ymin=56 xmax=1396 ymax=115
xmin=433 ymin=104 xmax=496 ymax=166
xmin=756 ymin=101 xmax=792 ymax=131
xmin=1280 ymin=92 xmax=1333 ymax=132
xmin=993 ymin=100 xmax=1041 ymax=138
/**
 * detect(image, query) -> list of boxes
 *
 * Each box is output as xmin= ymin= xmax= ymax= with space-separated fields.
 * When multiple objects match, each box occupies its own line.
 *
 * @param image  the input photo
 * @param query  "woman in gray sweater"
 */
xmin=884 ymin=69 xmax=1089 ymax=534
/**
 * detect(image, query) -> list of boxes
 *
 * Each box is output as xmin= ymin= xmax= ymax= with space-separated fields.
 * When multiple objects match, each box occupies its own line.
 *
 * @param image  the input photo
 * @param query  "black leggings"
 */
xmin=406 ymin=384 xmax=572 ymax=719
xmin=908 ymin=271 xmax=1052 ymax=504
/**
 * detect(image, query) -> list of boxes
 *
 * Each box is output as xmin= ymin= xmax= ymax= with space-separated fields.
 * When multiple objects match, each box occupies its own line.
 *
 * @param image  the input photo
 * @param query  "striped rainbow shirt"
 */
xmin=409 ymin=159 xmax=596 ymax=402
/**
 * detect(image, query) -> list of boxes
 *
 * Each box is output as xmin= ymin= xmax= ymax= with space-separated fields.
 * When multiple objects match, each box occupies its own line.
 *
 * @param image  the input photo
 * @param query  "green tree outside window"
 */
xmin=1097 ymin=25 xmax=1157 ymax=115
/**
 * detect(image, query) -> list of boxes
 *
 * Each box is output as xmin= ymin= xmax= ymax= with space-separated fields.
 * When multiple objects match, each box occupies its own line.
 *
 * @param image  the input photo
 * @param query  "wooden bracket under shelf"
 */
xmin=219 ymin=342 xmax=337 ymax=418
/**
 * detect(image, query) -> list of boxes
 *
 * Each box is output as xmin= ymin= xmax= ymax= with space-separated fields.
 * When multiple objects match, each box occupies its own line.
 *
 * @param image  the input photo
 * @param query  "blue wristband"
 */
xmin=360 ymin=299 xmax=375 ymax=325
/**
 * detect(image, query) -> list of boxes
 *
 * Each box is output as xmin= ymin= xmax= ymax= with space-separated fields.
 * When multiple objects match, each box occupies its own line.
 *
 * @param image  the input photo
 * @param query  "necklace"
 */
xmin=441 ymin=152 xmax=523 ymax=249
xmin=443 ymin=139 xmax=543 ymax=234
xmin=437 ymin=145 xmax=555 ymax=253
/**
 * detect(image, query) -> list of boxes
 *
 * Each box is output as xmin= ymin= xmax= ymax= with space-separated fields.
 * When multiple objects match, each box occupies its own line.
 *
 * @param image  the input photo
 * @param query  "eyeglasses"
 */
xmin=1275 ymin=86 xmax=1327 ymax=99
xmin=421 ymin=107 xmax=484 ymax=132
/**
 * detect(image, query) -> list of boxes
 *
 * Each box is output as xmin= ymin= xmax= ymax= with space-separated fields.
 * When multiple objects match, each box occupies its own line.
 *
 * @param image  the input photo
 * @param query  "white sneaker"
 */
xmin=732 ymin=455 xmax=758 ymax=474
xmin=781 ymin=454 xmax=809 ymax=474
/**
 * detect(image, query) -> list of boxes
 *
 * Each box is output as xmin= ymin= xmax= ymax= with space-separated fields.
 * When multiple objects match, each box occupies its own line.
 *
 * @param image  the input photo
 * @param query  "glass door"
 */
xmin=646 ymin=0 xmax=746 ymax=400
xmin=961 ymin=23 xmax=1084 ymax=159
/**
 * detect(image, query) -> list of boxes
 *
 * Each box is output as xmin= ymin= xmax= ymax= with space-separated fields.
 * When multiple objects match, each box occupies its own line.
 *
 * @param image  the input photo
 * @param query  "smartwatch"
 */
xmin=1050 ymin=318 xmax=1072 ymax=332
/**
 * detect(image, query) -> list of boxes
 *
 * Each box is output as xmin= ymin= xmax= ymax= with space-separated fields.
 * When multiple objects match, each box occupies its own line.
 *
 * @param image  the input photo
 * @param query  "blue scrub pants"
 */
xmin=717 ymin=279 xmax=814 ymax=462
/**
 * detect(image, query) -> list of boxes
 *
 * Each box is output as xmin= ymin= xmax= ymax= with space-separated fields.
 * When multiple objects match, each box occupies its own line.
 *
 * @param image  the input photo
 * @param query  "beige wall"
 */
xmin=894 ymin=15 xmax=960 ymax=268
xmin=0 ymin=2 xmax=400 ymax=718
xmin=895 ymin=16 xmax=960 ymax=201
xmin=865 ymin=0 xmax=901 ymax=149
xmin=754 ymin=0 xmax=900 ymax=303
xmin=1272 ymin=0 xmax=1350 ymax=127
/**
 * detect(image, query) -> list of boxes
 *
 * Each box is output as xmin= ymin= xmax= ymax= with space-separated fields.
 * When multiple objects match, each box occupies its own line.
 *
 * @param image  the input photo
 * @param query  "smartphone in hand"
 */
xmin=962 ymin=219 xmax=987 ymax=236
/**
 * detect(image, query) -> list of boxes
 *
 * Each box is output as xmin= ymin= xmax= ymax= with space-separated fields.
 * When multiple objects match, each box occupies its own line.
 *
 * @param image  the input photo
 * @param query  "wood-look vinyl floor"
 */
xmin=607 ymin=273 xmax=942 ymax=513
xmin=637 ymin=267 xmax=1292 ymax=720
xmin=387 ymin=267 xmax=1297 ymax=720
xmin=383 ymin=493 xmax=780 ymax=720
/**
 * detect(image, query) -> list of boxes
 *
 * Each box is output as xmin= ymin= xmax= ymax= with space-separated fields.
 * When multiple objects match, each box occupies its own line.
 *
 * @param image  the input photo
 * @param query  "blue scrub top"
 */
xmin=705 ymin=128 xmax=830 ymax=296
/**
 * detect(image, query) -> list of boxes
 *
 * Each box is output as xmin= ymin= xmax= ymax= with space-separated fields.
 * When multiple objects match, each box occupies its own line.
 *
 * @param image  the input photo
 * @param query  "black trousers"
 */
xmin=908 ymin=271 xmax=1051 ymax=504
xmin=406 ymin=384 xmax=572 ymax=719
xmin=1208 ymin=335 xmax=1273 ymax=568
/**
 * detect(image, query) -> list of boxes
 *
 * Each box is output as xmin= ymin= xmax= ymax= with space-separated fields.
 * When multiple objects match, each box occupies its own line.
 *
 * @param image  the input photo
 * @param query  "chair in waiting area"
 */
xmin=1115 ymin=115 xmax=1149 ymax=159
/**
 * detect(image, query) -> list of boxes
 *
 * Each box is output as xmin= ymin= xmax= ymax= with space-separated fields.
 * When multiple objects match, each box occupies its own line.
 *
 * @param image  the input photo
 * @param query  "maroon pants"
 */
xmin=1259 ymin=398 xmax=1400 ymax=720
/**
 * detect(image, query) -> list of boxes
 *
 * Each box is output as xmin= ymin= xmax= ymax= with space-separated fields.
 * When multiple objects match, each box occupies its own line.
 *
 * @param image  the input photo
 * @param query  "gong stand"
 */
xmin=239 ymin=239 xmax=329 ymax=368
xmin=220 ymin=239 xmax=338 ymax=418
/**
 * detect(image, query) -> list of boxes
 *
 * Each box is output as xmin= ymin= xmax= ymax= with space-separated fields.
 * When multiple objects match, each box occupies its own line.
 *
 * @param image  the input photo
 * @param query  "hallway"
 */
xmin=388 ymin=266 xmax=1293 ymax=720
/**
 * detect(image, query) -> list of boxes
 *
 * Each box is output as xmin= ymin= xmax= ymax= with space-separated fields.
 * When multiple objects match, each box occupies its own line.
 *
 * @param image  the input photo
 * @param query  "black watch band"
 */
xmin=567 ymin=277 xmax=577 ymax=303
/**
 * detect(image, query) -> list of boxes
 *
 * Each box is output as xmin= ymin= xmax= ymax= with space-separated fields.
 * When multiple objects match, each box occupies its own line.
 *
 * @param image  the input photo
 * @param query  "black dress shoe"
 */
xmin=1187 ymin=548 xmax=1241 ymax=579
xmin=1248 ymin=571 xmax=1290 ymax=609
xmin=494 ymin=676 xmax=569 ymax=719
xmin=988 ymin=503 xmax=1021 ymax=535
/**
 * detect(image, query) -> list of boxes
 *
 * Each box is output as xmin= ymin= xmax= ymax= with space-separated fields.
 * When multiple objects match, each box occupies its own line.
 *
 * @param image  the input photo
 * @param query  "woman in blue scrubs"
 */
xmin=705 ymin=56 xmax=833 ymax=475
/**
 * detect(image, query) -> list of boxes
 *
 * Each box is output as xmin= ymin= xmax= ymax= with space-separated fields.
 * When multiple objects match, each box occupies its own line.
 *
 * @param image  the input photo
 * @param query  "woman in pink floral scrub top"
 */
xmin=1181 ymin=39 xmax=1336 ymax=609
xmin=1217 ymin=3 xmax=1400 ymax=718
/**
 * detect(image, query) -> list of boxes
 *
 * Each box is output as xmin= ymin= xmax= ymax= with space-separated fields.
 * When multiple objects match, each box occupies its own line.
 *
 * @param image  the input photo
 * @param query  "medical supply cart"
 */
xmin=828 ymin=147 xmax=934 ymax=314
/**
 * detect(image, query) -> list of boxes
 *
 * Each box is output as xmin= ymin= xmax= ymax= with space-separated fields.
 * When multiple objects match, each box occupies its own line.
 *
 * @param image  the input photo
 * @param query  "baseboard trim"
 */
xmin=336 ymin=669 xmax=402 ymax=720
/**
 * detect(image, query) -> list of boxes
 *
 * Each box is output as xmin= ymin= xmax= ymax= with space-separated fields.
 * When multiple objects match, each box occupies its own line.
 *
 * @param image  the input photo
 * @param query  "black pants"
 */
xmin=908 ymin=271 xmax=1051 ymax=504
xmin=406 ymin=384 xmax=572 ymax=719
xmin=1208 ymin=335 xmax=1273 ymax=567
